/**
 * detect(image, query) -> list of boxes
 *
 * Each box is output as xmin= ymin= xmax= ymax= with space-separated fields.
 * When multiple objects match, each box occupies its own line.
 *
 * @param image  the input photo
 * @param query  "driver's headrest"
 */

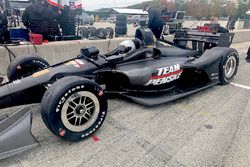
xmin=132 ymin=38 xmax=143 ymax=49
xmin=135 ymin=28 xmax=156 ymax=46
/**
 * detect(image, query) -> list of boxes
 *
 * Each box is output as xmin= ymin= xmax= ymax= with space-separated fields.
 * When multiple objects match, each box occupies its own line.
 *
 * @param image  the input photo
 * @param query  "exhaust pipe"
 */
xmin=0 ymin=107 xmax=39 ymax=160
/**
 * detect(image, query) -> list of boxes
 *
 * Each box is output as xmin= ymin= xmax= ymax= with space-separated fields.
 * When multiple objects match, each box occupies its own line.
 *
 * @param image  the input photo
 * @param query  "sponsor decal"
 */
xmin=98 ymin=90 xmax=104 ymax=96
xmin=32 ymin=60 xmax=48 ymax=67
xmin=16 ymin=65 xmax=21 ymax=70
xmin=210 ymin=73 xmax=219 ymax=80
xmin=145 ymin=64 xmax=183 ymax=86
xmin=92 ymin=135 xmax=100 ymax=142
xmin=71 ymin=61 xmax=81 ymax=68
xmin=32 ymin=69 xmax=50 ymax=77
xmin=65 ymin=59 xmax=85 ymax=68
xmin=12 ymin=79 xmax=21 ymax=84
xmin=59 ymin=129 xmax=65 ymax=137
xmin=65 ymin=61 xmax=73 ymax=66
xmin=211 ymin=77 xmax=219 ymax=80
xmin=211 ymin=73 xmax=218 ymax=77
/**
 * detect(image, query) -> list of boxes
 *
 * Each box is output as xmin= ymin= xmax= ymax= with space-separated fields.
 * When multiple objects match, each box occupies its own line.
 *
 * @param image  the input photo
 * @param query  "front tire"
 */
xmin=41 ymin=76 xmax=107 ymax=142
xmin=219 ymin=50 xmax=239 ymax=85
xmin=7 ymin=55 xmax=49 ymax=81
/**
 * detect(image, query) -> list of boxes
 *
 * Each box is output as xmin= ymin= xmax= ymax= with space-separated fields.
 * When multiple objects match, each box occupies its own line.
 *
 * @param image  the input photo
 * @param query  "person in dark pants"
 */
xmin=246 ymin=46 xmax=250 ymax=63
xmin=161 ymin=5 xmax=169 ymax=16
xmin=143 ymin=5 xmax=164 ymax=39
xmin=22 ymin=0 xmax=60 ymax=40
xmin=0 ymin=1 xmax=9 ymax=43
xmin=226 ymin=16 xmax=237 ymax=31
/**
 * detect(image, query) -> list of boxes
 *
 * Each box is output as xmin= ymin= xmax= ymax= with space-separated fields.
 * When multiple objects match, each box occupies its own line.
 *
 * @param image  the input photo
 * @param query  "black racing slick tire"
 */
xmin=7 ymin=55 xmax=50 ymax=81
xmin=41 ymin=76 xmax=108 ymax=142
xmin=97 ymin=28 xmax=107 ymax=39
xmin=115 ymin=20 xmax=127 ymax=27
xmin=116 ymin=15 xmax=127 ymax=27
xmin=116 ymin=15 xmax=127 ymax=22
xmin=78 ymin=27 xmax=89 ymax=39
xmin=115 ymin=26 xmax=127 ymax=36
xmin=219 ymin=49 xmax=239 ymax=85
xmin=88 ymin=27 xmax=98 ymax=37
xmin=106 ymin=27 xmax=114 ymax=38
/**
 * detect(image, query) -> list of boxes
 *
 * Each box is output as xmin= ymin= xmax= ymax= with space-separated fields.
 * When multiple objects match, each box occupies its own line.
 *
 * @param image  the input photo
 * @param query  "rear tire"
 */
xmin=7 ymin=55 xmax=49 ymax=81
xmin=41 ymin=76 xmax=107 ymax=142
xmin=219 ymin=50 xmax=239 ymax=85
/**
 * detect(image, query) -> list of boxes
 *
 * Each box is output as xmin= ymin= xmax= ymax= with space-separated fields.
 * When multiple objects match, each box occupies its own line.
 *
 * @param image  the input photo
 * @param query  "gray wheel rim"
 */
xmin=224 ymin=55 xmax=237 ymax=78
xmin=61 ymin=91 xmax=100 ymax=132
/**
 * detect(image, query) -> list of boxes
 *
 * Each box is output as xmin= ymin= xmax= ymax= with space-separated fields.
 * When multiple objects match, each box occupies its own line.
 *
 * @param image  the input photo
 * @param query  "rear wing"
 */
xmin=174 ymin=30 xmax=234 ymax=51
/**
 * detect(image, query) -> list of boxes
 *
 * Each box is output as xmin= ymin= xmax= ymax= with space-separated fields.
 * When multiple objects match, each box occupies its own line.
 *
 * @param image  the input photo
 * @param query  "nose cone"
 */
xmin=0 ymin=107 xmax=39 ymax=160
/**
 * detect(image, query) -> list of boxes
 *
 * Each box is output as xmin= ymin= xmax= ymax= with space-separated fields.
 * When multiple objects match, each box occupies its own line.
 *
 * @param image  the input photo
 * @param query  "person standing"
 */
xmin=143 ymin=5 xmax=164 ymax=39
xmin=0 ymin=1 xmax=8 ymax=43
xmin=22 ymin=0 xmax=60 ymax=40
xmin=161 ymin=5 xmax=169 ymax=16
xmin=246 ymin=46 xmax=250 ymax=63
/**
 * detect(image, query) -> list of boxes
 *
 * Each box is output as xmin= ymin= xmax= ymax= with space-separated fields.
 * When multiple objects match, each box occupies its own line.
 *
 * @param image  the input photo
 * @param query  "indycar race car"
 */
xmin=0 ymin=28 xmax=239 ymax=159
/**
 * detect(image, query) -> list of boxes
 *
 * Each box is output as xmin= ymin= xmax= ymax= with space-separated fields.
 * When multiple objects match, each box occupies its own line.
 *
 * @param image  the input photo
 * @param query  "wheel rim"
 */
xmin=224 ymin=55 xmax=237 ymax=78
xmin=61 ymin=91 xmax=100 ymax=132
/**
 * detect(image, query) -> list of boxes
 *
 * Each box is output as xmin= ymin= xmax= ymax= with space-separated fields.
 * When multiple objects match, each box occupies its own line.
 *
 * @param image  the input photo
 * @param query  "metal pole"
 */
xmin=58 ymin=0 xmax=61 ymax=8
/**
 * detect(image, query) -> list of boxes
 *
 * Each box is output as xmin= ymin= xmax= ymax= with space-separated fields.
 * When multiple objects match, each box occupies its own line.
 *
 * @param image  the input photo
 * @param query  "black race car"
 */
xmin=0 ymin=28 xmax=239 ymax=159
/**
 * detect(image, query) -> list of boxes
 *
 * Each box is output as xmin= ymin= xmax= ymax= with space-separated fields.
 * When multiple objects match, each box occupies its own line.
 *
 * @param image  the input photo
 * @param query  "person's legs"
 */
xmin=152 ymin=26 xmax=163 ymax=39
xmin=246 ymin=46 xmax=250 ymax=62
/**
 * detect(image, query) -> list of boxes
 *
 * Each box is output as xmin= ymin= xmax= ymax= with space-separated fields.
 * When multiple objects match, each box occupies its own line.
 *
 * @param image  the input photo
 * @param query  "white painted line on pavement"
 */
xmin=230 ymin=82 xmax=250 ymax=90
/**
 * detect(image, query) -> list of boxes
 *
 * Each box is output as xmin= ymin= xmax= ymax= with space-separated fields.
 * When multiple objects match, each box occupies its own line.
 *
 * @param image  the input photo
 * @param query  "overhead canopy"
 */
xmin=113 ymin=8 xmax=148 ymax=15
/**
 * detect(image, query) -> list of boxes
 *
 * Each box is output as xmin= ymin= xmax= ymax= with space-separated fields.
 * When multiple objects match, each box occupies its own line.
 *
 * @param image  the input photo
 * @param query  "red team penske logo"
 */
xmin=145 ymin=64 xmax=183 ymax=86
